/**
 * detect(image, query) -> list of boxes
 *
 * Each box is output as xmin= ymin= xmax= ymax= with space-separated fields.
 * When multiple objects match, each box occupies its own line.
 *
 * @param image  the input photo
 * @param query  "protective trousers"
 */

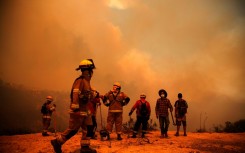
xmin=133 ymin=116 xmax=148 ymax=134
xmin=87 ymin=115 xmax=97 ymax=138
xmin=42 ymin=117 xmax=51 ymax=133
xmin=159 ymin=116 xmax=170 ymax=135
xmin=56 ymin=113 xmax=92 ymax=147
xmin=106 ymin=112 xmax=122 ymax=134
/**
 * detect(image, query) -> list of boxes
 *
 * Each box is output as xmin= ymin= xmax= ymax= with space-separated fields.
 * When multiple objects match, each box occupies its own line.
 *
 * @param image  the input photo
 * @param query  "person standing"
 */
xmin=129 ymin=93 xmax=151 ymax=138
xmin=155 ymin=89 xmax=173 ymax=138
xmin=103 ymin=82 xmax=130 ymax=140
xmin=87 ymin=89 xmax=102 ymax=139
xmin=174 ymin=93 xmax=188 ymax=136
xmin=51 ymin=59 xmax=97 ymax=153
xmin=41 ymin=96 xmax=56 ymax=136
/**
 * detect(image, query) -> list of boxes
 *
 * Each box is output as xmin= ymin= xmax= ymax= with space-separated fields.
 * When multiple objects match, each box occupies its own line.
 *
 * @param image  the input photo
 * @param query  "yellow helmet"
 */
xmin=76 ymin=59 xmax=95 ymax=71
xmin=140 ymin=93 xmax=146 ymax=98
xmin=46 ymin=96 xmax=53 ymax=101
xmin=113 ymin=82 xmax=121 ymax=88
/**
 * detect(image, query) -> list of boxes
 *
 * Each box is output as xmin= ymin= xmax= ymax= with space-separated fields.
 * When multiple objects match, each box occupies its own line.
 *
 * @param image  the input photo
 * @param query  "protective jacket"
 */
xmin=103 ymin=90 xmax=130 ymax=112
xmin=70 ymin=76 xmax=94 ymax=116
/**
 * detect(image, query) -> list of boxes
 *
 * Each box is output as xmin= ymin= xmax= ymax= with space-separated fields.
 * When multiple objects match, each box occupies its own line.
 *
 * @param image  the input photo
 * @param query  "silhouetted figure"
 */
xmin=103 ymin=82 xmax=130 ymax=140
xmin=41 ymin=96 xmax=56 ymax=136
xmin=51 ymin=59 xmax=97 ymax=153
xmin=129 ymin=93 xmax=151 ymax=138
xmin=174 ymin=93 xmax=188 ymax=136
xmin=86 ymin=89 xmax=102 ymax=139
xmin=155 ymin=89 xmax=173 ymax=138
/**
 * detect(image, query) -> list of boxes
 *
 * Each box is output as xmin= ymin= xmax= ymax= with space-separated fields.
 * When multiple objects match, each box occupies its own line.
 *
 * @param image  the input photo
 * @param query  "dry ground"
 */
xmin=0 ymin=131 xmax=244 ymax=153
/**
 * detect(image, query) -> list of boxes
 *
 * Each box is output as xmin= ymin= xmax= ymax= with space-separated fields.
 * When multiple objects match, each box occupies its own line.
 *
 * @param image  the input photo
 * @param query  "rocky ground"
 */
xmin=0 ymin=131 xmax=244 ymax=153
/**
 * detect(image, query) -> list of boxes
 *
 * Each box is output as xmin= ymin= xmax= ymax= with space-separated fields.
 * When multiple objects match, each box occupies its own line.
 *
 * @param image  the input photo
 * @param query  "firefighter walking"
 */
xmin=51 ymin=59 xmax=97 ymax=153
xmin=129 ymin=93 xmax=151 ymax=138
xmin=103 ymin=82 xmax=130 ymax=140
xmin=41 ymin=96 xmax=56 ymax=136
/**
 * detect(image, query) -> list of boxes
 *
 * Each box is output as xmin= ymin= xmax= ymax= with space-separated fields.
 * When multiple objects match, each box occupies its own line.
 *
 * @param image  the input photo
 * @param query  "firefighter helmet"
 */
xmin=76 ymin=59 xmax=96 ymax=71
xmin=140 ymin=93 xmax=146 ymax=98
xmin=158 ymin=89 xmax=167 ymax=97
xmin=46 ymin=96 xmax=53 ymax=101
xmin=113 ymin=82 xmax=121 ymax=90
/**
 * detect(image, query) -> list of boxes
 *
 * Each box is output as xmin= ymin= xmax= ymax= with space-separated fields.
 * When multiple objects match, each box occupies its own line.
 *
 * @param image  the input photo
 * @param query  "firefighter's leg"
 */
xmin=91 ymin=115 xmax=97 ymax=139
xmin=115 ymin=113 xmax=123 ymax=140
xmin=106 ymin=112 xmax=114 ymax=134
xmin=51 ymin=114 xmax=81 ymax=153
xmin=42 ymin=118 xmax=50 ymax=136
xmin=80 ymin=116 xmax=97 ymax=153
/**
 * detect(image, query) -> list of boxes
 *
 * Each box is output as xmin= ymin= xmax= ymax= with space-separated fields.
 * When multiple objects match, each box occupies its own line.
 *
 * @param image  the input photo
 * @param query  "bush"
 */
xmin=213 ymin=119 xmax=245 ymax=133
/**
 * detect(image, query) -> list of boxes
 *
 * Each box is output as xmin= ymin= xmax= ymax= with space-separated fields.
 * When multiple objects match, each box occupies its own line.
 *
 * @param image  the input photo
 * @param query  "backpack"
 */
xmin=140 ymin=101 xmax=148 ymax=116
xmin=41 ymin=103 xmax=48 ymax=114
xmin=176 ymin=100 xmax=187 ymax=117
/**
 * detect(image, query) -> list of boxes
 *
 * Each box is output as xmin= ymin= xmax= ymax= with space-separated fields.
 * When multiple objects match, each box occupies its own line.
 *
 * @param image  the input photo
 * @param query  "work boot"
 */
xmin=174 ymin=132 xmax=179 ymax=136
xmin=51 ymin=139 xmax=62 ymax=153
xmin=80 ymin=146 xmax=97 ymax=153
xmin=117 ymin=134 xmax=122 ymax=140
xmin=141 ymin=133 xmax=145 ymax=138
xmin=184 ymin=133 xmax=187 ymax=136
xmin=160 ymin=134 xmax=165 ymax=139
xmin=42 ymin=132 xmax=49 ymax=136
xmin=165 ymin=132 xmax=168 ymax=138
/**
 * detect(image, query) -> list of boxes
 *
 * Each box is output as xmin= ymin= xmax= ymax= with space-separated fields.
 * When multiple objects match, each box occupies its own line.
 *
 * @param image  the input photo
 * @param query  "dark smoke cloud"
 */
xmin=1 ymin=0 xmax=244 ymax=131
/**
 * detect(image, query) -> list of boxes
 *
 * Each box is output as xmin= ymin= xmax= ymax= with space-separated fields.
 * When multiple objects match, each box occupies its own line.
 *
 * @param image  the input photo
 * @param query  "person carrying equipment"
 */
xmin=41 ymin=96 xmax=56 ymax=136
xmin=129 ymin=93 xmax=151 ymax=138
xmin=51 ymin=59 xmax=97 ymax=153
xmin=155 ymin=89 xmax=173 ymax=138
xmin=174 ymin=93 xmax=188 ymax=136
xmin=103 ymin=82 xmax=130 ymax=140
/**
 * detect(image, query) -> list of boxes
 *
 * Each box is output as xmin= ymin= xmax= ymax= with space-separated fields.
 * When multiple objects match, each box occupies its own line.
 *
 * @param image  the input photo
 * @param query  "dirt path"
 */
xmin=0 ymin=131 xmax=244 ymax=153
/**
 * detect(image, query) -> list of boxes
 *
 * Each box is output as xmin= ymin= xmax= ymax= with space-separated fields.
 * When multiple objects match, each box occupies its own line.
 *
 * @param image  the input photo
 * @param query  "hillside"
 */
xmin=0 ymin=131 xmax=244 ymax=153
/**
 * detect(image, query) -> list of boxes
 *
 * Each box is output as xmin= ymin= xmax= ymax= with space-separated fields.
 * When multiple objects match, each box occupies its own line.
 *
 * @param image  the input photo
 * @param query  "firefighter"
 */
xmin=51 ymin=59 xmax=97 ymax=153
xmin=86 ymin=89 xmax=102 ymax=139
xmin=129 ymin=93 xmax=151 ymax=138
xmin=103 ymin=82 xmax=130 ymax=140
xmin=41 ymin=96 xmax=56 ymax=136
xmin=174 ymin=93 xmax=188 ymax=136
xmin=155 ymin=89 xmax=173 ymax=138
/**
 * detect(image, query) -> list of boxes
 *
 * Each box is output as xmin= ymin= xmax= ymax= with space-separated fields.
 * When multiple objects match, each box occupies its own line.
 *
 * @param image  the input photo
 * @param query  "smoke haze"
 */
xmin=1 ymin=0 xmax=245 ymax=131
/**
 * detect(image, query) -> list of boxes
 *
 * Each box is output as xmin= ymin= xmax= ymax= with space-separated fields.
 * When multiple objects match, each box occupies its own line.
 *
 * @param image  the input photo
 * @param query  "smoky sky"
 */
xmin=1 ymin=0 xmax=245 ymax=131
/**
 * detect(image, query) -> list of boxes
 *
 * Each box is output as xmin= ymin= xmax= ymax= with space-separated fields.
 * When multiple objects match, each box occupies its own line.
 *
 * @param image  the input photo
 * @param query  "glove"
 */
xmin=129 ymin=111 xmax=133 ymax=116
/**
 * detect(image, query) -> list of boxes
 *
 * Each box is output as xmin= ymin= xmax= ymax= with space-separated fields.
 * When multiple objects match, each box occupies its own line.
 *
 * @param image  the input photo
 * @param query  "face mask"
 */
xmin=160 ymin=94 xmax=165 ymax=98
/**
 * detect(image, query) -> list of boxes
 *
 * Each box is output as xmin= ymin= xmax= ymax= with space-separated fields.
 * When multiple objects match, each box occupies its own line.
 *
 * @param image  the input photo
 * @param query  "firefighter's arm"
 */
xmin=122 ymin=92 xmax=130 ymax=106
xmin=70 ymin=79 xmax=80 ymax=111
xmin=50 ymin=104 xmax=56 ymax=112
xmin=102 ymin=92 xmax=110 ymax=107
